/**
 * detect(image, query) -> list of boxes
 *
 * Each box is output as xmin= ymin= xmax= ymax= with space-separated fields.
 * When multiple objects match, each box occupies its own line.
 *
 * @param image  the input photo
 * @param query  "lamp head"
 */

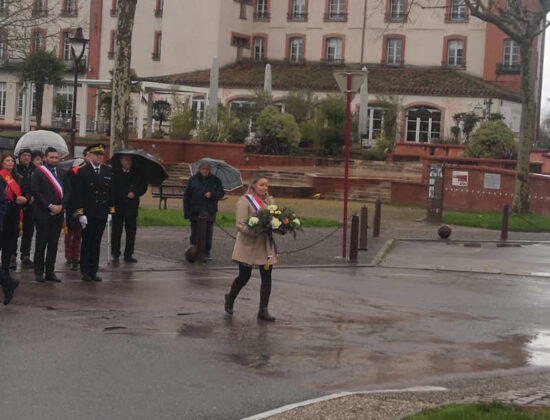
xmin=70 ymin=27 xmax=88 ymax=60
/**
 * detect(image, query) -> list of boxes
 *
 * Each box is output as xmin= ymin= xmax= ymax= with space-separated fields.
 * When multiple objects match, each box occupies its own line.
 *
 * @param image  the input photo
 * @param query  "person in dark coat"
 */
xmin=111 ymin=154 xmax=147 ymax=263
xmin=31 ymin=147 xmax=71 ymax=283
xmin=0 ymin=176 xmax=15 ymax=305
xmin=15 ymin=148 xmax=35 ymax=268
xmin=183 ymin=162 xmax=224 ymax=260
xmin=75 ymin=144 xmax=114 ymax=282
xmin=0 ymin=153 xmax=27 ymax=281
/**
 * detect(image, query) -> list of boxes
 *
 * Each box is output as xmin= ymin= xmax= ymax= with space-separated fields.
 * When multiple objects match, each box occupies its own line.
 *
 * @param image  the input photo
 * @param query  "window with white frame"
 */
xmin=253 ymin=37 xmax=265 ymax=61
xmin=406 ymin=106 xmax=441 ymax=143
xmin=192 ymin=97 xmax=205 ymax=128
xmin=447 ymin=39 xmax=463 ymax=66
xmin=326 ymin=38 xmax=342 ymax=62
xmin=289 ymin=37 xmax=303 ymax=62
xmin=256 ymin=0 xmax=268 ymax=17
xmin=0 ymin=0 xmax=6 ymax=12
xmin=503 ymin=39 xmax=519 ymax=68
xmin=450 ymin=0 xmax=465 ymax=19
xmin=390 ymin=0 xmax=404 ymax=18
xmin=33 ymin=31 xmax=45 ymax=51
xmin=62 ymin=32 xmax=72 ymax=61
xmin=0 ymin=32 xmax=6 ymax=60
xmin=17 ymin=86 xmax=37 ymax=117
xmin=153 ymin=32 xmax=162 ymax=59
xmin=54 ymin=85 xmax=74 ymax=118
xmin=66 ymin=0 xmax=76 ymax=13
xmin=293 ymin=0 xmax=306 ymax=18
xmin=0 ymin=82 xmax=6 ymax=116
xmin=364 ymin=107 xmax=384 ymax=145
xmin=386 ymin=39 xmax=402 ymax=65
xmin=329 ymin=0 xmax=345 ymax=16
xmin=35 ymin=0 xmax=46 ymax=13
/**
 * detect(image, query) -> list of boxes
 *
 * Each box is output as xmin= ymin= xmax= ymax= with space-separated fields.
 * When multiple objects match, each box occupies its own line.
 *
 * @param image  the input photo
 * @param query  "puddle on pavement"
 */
xmin=527 ymin=330 xmax=550 ymax=367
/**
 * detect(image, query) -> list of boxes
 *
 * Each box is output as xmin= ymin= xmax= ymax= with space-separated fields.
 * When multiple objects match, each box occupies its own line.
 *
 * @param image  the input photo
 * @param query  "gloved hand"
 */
xmin=78 ymin=215 xmax=88 ymax=229
xmin=107 ymin=214 xmax=112 ymax=223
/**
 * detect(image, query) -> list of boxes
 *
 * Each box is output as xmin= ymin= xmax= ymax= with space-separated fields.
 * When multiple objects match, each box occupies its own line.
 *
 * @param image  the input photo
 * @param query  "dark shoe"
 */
xmin=124 ymin=256 xmax=138 ymax=263
xmin=224 ymin=294 xmax=234 ymax=315
xmin=224 ymin=278 xmax=247 ymax=315
xmin=34 ymin=274 xmax=45 ymax=283
xmin=21 ymin=258 xmax=34 ymax=268
xmin=92 ymin=274 xmax=102 ymax=282
xmin=70 ymin=261 xmax=79 ymax=271
xmin=111 ymin=255 xmax=120 ymax=263
xmin=82 ymin=273 xmax=94 ymax=282
xmin=45 ymin=273 xmax=61 ymax=283
xmin=257 ymin=307 xmax=276 ymax=322
xmin=2 ymin=276 xmax=19 ymax=305
xmin=205 ymin=254 xmax=213 ymax=261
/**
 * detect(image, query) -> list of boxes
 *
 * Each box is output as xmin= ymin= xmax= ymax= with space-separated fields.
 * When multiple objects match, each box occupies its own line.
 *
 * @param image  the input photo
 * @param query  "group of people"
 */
xmin=0 ymin=143 xmax=146 ymax=306
xmin=183 ymin=166 xmax=277 ymax=321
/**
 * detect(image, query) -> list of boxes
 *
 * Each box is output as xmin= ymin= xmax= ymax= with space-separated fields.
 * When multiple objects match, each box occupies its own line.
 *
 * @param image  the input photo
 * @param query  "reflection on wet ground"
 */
xmin=8 ymin=263 xmax=550 ymax=392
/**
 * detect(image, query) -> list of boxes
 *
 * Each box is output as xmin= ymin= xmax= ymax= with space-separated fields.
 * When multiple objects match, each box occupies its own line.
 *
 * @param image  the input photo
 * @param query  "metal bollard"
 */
xmin=349 ymin=214 xmax=359 ymax=263
xmin=373 ymin=199 xmax=381 ymax=238
xmin=359 ymin=205 xmax=368 ymax=251
xmin=501 ymin=204 xmax=509 ymax=241
xmin=196 ymin=213 xmax=208 ymax=263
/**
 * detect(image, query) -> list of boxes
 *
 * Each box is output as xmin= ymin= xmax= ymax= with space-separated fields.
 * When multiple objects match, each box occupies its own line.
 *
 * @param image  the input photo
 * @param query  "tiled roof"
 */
xmin=142 ymin=62 xmax=521 ymax=102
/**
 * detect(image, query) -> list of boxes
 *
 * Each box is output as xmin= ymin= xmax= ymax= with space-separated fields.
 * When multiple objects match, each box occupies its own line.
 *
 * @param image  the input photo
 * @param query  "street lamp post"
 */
xmin=69 ymin=27 xmax=88 ymax=158
xmin=333 ymin=70 xmax=367 ymax=259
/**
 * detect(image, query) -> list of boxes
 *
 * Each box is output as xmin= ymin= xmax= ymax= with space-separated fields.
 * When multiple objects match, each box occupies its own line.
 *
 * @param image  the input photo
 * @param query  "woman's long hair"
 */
xmin=1 ymin=152 xmax=16 ymax=172
xmin=247 ymin=173 xmax=270 ymax=200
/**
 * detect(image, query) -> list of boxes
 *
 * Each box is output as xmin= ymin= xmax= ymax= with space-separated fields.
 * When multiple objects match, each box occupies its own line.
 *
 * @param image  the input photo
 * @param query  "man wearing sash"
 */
xmin=31 ymin=147 xmax=70 ymax=283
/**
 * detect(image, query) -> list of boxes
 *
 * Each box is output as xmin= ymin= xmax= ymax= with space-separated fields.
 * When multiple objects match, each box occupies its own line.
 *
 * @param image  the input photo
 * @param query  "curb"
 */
xmin=241 ymin=386 xmax=448 ymax=420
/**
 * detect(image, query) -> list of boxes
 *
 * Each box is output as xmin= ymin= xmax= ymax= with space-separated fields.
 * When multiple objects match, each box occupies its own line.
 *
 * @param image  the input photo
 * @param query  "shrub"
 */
xmin=170 ymin=108 xmax=194 ymax=139
xmin=227 ymin=118 xmax=249 ymax=144
xmin=363 ymin=147 xmax=387 ymax=161
xmin=255 ymin=105 xmax=301 ymax=154
xmin=320 ymin=125 xmax=345 ymax=156
xmin=198 ymin=120 xmax=228 ymax=142
xmin=285 ymin=91 xmax=317 ymax=124
xmin=466 ymin=120 xmax=517 ymax=159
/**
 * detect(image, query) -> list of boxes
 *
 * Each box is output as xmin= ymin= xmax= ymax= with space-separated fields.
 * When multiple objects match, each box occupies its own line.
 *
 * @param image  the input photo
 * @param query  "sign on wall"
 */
xmin=452 ymin=171 xmax=469 ymax=187
xmin=484 ymin=173 xmax=501 ymax=190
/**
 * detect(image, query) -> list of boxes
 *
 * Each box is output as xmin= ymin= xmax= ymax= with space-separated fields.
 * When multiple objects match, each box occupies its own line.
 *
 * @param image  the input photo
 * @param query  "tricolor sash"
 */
xmin=245 ymin=194 xmax=264 ymax=213
xmin=39 ymin=165 xmax=63 ymax=199
xmin=0 ymin=169 xmax=21 ymax=202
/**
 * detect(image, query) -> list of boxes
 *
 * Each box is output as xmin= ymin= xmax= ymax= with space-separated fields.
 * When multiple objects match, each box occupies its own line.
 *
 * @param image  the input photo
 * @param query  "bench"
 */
xmin=151 ymin=184 xmax=185 ymax=209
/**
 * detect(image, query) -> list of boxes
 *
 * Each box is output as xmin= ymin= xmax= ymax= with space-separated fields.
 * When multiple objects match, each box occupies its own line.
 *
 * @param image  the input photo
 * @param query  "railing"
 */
xmin=154 ymin=8 xmax=163 ymax=17
xmin=253 ymin=12 xmax=270 ymax=20
xmin=321 ymin=58 xmax=345 ymax=65
xmin=110 ymin=8 xmax=117 ymax=16
xmin=32 ymin=7 xmax=48 ymax=17
xmin=107 ymin=51 xmax=114 ymax=59
xmin=287 ymin=12 xmax=308 ymax=21
xmin=496 ymin=63 xmax=520 ymax=74
xmin=60 ymin=9 xmax=78 ymax=17
xmin=384 ymin=12 xmax=408 ymax=22
xmin=444 ymin=12 xmax=468 ymax=22
xmin=323 ymin=12 xmax=348 ymax=22
xmin=0 ymin=58 xmax=24 ymax=69
xmin=152 ymin=52 xmax=161 ymax=61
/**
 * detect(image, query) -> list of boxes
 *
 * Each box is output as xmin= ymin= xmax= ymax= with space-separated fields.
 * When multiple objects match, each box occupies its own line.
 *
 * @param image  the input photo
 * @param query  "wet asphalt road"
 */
xmin=3 ymin=260 xmax=550 ymax=419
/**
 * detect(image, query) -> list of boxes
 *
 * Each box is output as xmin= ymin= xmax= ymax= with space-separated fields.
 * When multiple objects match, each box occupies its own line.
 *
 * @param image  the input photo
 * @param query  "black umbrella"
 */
xmin=111 ymin=149 xmax=168 ymax=185
xmin=57 ymin=158 xmax=85 ymax=173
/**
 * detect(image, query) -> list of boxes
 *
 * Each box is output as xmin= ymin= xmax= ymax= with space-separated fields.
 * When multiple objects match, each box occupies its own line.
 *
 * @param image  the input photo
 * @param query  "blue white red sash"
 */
xmin=245 ymin=194 xmax=263 ymax=212
xmin=39 ymin=165 xmax=63 ymax=199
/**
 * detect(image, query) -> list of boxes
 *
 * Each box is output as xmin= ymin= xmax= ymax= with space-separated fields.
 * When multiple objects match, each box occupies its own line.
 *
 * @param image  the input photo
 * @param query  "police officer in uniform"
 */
xmin=75 ymin=144 xmax=114 ymax=282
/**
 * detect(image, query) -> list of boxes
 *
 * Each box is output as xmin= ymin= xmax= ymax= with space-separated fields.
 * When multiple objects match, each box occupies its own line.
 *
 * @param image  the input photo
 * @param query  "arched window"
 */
xmin=405 ymin=106 xmax=441 ymax=143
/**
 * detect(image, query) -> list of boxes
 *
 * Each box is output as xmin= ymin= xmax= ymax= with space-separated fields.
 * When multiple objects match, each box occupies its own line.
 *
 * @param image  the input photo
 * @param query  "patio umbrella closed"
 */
xmin=190 ymin=157 xmax=243 ymax=191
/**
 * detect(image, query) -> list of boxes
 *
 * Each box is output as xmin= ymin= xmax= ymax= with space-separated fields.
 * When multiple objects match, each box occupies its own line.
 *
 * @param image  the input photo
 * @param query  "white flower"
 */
xmin=248 ymin=217 xmax=260 ymax=227
xmin=292 ymin=218 xmax=301 ymax=227
xmin=270 ymin=218 xmax=282 ymax=229
xmin=267 ymin=205 xmax=278 ymax=211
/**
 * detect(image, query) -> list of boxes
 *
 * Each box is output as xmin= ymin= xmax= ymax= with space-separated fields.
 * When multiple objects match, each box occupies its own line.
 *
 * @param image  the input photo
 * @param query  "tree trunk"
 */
xmin=110 ymin=0 xmax=137 ymax=156
xmin=35 ymin=83 xmax=44 ymax=129
xmin=512 ymin=41 xmax=534 ymax=215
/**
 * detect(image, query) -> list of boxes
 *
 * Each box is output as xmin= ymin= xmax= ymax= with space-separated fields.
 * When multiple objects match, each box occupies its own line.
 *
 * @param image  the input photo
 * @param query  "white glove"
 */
xmin=79 ymin=215 xmax=88 ymax=229
xmin=107 ymin=214 xmax=112 ymax=223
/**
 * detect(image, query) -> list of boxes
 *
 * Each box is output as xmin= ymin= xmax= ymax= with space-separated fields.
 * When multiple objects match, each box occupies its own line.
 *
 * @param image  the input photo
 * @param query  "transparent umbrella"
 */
xmin=15 ymin=130 xmax=69 ymax=158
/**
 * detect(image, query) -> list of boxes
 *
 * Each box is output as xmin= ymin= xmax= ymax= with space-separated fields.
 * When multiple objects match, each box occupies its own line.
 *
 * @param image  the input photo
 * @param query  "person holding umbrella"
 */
xmin=75 ymin=144 xmax=114 ymax=282
xmin=183 ymin=162 xmax=224 ymax=260
xmin=111 ymin=154 xmax=147 ymax=263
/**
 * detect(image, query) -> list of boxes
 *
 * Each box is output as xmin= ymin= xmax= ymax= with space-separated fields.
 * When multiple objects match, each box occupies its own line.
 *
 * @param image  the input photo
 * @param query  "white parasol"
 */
xmin=15 ymin=130 xmax=69 ymax=158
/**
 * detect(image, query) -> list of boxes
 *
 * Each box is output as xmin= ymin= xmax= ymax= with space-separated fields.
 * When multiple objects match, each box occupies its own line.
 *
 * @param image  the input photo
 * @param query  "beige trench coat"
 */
xmin=231 ymin=194 xmax=277 ymax=266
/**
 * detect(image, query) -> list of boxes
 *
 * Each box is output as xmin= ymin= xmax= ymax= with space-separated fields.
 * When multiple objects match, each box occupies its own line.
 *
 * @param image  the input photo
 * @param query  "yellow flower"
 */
xmin=248 ymin=216 xmax=260 ymax=226
xmin=270 ymin=210 xmax=274 ymax=214
xmin=270 ymin=218 xmax=282 ymax=229
xmin=275 ymin=210 xmax=282 ymax=215
xmin=267 ymin=205 xmax=278 ymax=211
xmin=292 ymin=218 xmax=301 ymax=227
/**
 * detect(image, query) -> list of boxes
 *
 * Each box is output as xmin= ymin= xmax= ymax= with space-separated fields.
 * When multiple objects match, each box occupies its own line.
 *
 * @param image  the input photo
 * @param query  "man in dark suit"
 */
xmin=111 ymin=154 xmax=147 ymax=263
xmin=75 ymin=144 xmax=114 ymax=282
xmin=16 ymin=148 xmax=35 ymax=268
xmin=31 ymin=147 xmax=71 ymax=283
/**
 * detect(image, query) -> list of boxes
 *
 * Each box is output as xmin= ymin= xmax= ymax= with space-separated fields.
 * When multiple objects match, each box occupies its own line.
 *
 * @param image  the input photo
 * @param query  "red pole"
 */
xmin=342 ymin=72 xmax=351 ymax=258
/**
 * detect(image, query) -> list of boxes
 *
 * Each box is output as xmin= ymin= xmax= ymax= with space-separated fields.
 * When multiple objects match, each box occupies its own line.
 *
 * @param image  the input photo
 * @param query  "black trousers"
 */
xmin=34 ymin=217 xmax=63 ymax=275
xmin=80 ymin=217 xmax=107 ymax=276
xmin=111 ymin=215 xmax=137 ymax=258
xmin=1 ymin=206 xmax=19 ymax=275
xmin=20 ymin=207 xmax=34 ymax=258
xmin=190 ymin=221 xmax=214 ymax=255
xmin=235 ymin=263 xmax=272 ymax=287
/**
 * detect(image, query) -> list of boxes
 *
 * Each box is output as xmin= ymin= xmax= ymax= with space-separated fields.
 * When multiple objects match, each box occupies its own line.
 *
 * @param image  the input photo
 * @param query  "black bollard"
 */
xmin=359 ymin=206 xmax=368 ymax=251
xmin=349 ymin=214 xmax=359 ymax=263
xmin=501 ymin=204 xmax=509 ymax=241
xmin=196 ymin=213 xmax=208 ymax=263
xmin=373 ymin=199 xmax=381 ymax=238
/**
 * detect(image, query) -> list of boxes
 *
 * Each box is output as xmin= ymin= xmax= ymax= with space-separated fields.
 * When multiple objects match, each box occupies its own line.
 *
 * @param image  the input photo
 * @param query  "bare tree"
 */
xmin=460 ymin=0 xmax=550 ymax=214
xmin=110 ymin=0 xmax=137 ymax=155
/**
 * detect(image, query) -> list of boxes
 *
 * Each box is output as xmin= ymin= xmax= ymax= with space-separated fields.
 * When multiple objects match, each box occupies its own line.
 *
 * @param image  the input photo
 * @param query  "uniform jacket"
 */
xmin=183 ymin=173 xmax=225 ymax=222
xmin=231 ymin=194 xmax=276 ymax=267
xmin=75 ymin=163 xmax=115 ymax=219
xmin=113 ymin=167 xmax=147 ymax=218
xmin=31 ymin=165 xmax=71 ymax=220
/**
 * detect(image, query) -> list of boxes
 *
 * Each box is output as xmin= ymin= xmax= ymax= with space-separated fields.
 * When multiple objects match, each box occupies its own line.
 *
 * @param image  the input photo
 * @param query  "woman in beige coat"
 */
xmin=224 ymin=173 xmax=276 ymax=321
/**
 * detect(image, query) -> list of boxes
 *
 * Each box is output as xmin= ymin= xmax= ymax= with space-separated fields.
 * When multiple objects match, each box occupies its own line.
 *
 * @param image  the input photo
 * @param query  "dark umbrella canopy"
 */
xmin=111 ymin=149 xmax=168 ymax=185
xmin=57 ymin=158 xmax=85 ymax=173
xmin=190 ymin=157 xmax=243 ymax=191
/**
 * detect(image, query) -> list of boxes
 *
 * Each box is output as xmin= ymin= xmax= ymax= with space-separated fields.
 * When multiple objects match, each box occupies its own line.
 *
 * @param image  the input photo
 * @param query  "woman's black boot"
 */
xmin=257 ymin=282 xmax=275 ymax=322
xmin=224 ymin=278 xmax=246 ymax=314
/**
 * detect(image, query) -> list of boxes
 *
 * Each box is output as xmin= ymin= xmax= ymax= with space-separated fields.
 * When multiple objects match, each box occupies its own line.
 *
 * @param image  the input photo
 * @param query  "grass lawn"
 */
xmin=406 ymin=402 xmax=550 ymax=419
xmin=442 ymin=211 xmax=550 ymax=233
xmin=137 ymin=207 xmax=340 ymax=228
